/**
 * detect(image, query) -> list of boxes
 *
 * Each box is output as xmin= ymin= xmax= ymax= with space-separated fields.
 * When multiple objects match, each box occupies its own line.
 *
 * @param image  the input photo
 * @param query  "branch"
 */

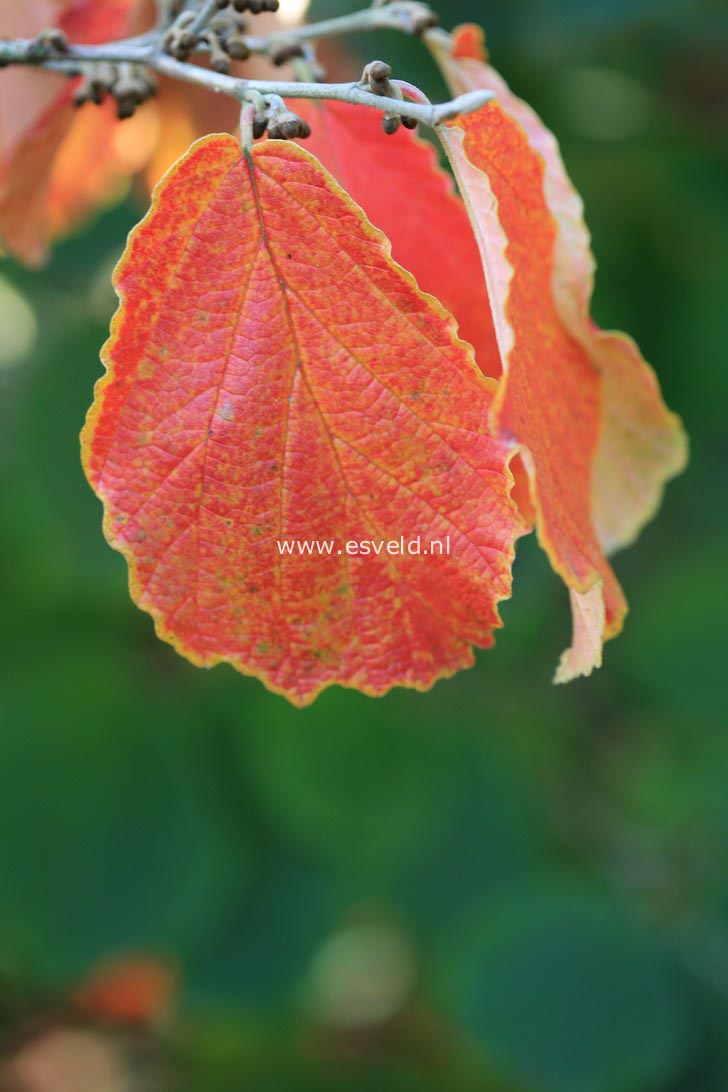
xmin=0 ymin=35 xmax=494 ymax=129
xmin=185 ymin=0 xmax=223 ymax=36
xmin=0 ymin=3 xmax=440 ymax=65
xmin=154 ymin=54 xmax=494 ymax=126
xmin=153 ymin=0 xmax=180 ymax=30
xmin=245 ymin=2 xmax=440 ymax=50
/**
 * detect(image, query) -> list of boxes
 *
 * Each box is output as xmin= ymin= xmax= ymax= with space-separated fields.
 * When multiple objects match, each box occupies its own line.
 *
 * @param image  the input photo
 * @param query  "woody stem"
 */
xmin=0 ymin=34 xmax=491 ymax=129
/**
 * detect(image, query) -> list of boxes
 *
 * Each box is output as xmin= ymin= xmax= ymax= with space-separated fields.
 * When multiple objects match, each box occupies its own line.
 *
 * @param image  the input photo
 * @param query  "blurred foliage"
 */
xmin=0 ymin=0 xmax=726 ymax=1088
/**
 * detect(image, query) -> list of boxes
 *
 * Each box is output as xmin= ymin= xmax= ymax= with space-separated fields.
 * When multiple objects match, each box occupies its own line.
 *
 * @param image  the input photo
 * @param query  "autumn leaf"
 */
xmin=291 ymin=99 xmax=501 ymax=378
xmin=82 ymin=136 xmax=527 ymax=706
xmin=0 ymin=1 xmax=311 ymax=262
xmin=0 ymin=2 xmax=66 ymax=165
xmin=436 ymin=103 xmax=627 ymax=681
xmin=430 ymin=27 xmax=687 ymax=679
xmin=431 ymin=26 xmax=687 ymax=555
xmin=0 ymin=0 xmax=148 ymax=265
xmin=290 ymin=99 xmax=535 ymax=526
xmin=59 ymin=0 xmax=145 ymax=44
xmin=0 ymin=97 xmax=159 ymax=264
xmin=47 ymin=97 xmax=159 ymax=237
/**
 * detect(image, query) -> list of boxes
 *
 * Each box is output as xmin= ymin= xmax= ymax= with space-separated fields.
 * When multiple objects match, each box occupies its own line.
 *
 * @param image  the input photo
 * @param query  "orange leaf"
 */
xmin=450 ymin=23 xmax=489 ymax=62
xmin=432 ymin=26 xmax=687 ymax=554
xmin=437 ymin=103 xmax=627 ymax=681
xmin=0 ymin=95 xmax=73 ymax=266
xmin=0 ymin=97 xmax=159 ymax=265
xmin=47 ymin=98 xmax=159 ymax=237
xmin=0 ymin=3 xmax=70 ymax=170
xmin=290 ymin=100 xmax=534 ymax=528
xmin=290 ymin=99 xmax=501 ymax=379
xmin=82 ymin=136 xmax=527 ymax=706
xmin=0 ymin=0 xmax=146 ymax=265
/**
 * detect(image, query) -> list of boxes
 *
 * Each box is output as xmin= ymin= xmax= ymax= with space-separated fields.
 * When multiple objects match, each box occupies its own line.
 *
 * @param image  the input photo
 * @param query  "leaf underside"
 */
xmin=439 ymin=106 xmax=627 ymax=673
xmin=432 ymin=28 xmax=687 ymax=680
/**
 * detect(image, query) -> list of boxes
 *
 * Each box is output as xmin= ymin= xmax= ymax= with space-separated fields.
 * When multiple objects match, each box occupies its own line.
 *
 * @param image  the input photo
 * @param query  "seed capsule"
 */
xmin=269 ymin=40 xmax=305 ymax=65
xmin=278 ymin=112 xmax=304 ymax=139
xmin=225 ymin=34 xmax=250 ymax=60
xmin=367 ymin=61 xmax=392 ymax=82
xmin=164 ymin=26 xmax=197 ymax=60
xmin=362 ymin=60 xmax=393 ymax=97
xmin=267 ymin=110 xmax=308 ymax=140
xmin=177 ymin=30 xmax=196 ymax=51
xmin=88 ymin=62 xmax=116 ymax=99
xmin=73 ymin=80 xmax=102 ymax=107
xmin=202 ymin=30 xmax=232 ymax=73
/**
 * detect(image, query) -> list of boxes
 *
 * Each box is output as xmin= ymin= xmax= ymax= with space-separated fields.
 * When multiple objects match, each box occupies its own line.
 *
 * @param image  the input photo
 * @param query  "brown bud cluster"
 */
xmin=200 ymin=30 xmax=232 ymax=73
xmin=164 ymin=5 xmax=270 ymax=66
xmin=74 ymin=64 xmax=157 ymax=119
xmin=268 ymin=38 xmax=306 ymax=66
xmin=264 ymin=110 xmax=311 ymax=140
xmin=163 ymin=25 xmax=197 ymax=61
xmin=216 ymin=0 xmax=280 ymax=12
xmin=252 ymin=112 xmax=269 ymax=140
xmin=361 ymin=60 xmax=419 ymax=136
xmin=225 ymin=33 xmax=250 ymax=60
xmin=362 ymin=60 xmax=393 ymax=97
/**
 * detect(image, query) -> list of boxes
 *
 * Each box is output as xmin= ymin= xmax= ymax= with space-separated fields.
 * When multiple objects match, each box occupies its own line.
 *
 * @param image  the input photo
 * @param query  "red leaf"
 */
xmin=0 ymin=97 xmax=158 ymax=265
xmin=290 ymin=99 xmax=502 ymax=379
xmin=432 ymin=29 xmax=689 ymax=677
xmin=431 ymin=27 xmax=686 ymax=678
xmin=0 ymin=0 xmax=146 ymax=265
xmin=0 ymin=95 xmax=72 ymax=265
xmin=289 ymin=101 xmax=535 ymax=527
xmin=437 ymin=103 xmax=627 ymax=680
xmin=0 ymin=2 xmax=65 ymax=166
xmin=82 ymin=136 xmax=527 ymax=705
xmin=449 ymin=23 xmax=488 ymax=62
xmin=59 ymin=0 xmax=145 ymax=44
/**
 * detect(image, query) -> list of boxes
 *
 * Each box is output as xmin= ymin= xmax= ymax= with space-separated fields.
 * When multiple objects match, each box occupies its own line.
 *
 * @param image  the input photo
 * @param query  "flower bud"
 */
xmin=382 ymin=114 xmax=401 ymax=136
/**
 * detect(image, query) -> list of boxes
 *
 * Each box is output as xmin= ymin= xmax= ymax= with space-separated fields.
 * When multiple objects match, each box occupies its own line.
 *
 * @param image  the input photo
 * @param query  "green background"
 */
xmin=0 ymin=0 xmax=725 ymax=1087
